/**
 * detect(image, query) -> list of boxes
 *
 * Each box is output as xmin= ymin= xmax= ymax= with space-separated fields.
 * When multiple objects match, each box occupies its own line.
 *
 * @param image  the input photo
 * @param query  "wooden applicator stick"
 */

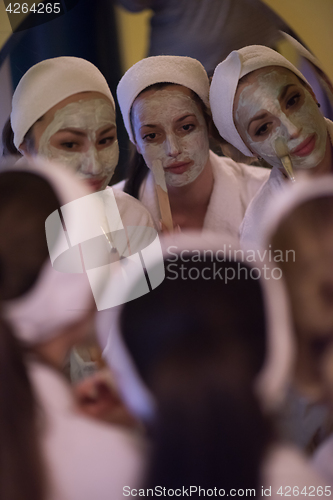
xmin=275 ymin=137 xmax=295 ymax=183
xmin=151 ymin=159 xmax=173 ymax=231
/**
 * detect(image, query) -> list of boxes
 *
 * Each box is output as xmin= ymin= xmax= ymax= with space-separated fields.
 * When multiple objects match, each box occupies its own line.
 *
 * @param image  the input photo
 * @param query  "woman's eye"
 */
xmin=142 ymin=132 xmax=157 ymax=141
xmin=61 ymin=142 xmax=77 ymax=149
xmin=286 ymin=92 xmax=301 ymax=109
xmin=255 ymin=123 xmax=271 ymax=136
xmin=181 ymin=123 xmax=195 ymax=132
xmin=99 ymin=136 xmax=115 ymax=145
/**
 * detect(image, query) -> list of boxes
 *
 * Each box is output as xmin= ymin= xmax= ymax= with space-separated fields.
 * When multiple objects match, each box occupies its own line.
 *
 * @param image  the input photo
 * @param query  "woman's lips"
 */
xmin=291 ymin=134 xmax=316 ymax=157
xmin=164 ymin=161 xmax=192 ymax=175
xmin=85 ymin=177 xmax=106 ymax=191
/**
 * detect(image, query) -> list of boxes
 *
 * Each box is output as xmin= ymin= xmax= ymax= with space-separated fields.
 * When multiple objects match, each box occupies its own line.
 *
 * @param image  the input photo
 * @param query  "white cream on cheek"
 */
xmin=38 ymin=99 xmax=119 ymax=188
xmin=235 ymin=71 xmax=327 ymax=170
xmin=132 ymin=90 xmax=210 ymax=187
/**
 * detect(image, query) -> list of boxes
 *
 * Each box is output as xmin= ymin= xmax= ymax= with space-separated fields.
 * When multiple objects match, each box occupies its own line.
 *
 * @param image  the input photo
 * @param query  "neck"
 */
xmin=167 ymin=156 xmax=214 ymax=230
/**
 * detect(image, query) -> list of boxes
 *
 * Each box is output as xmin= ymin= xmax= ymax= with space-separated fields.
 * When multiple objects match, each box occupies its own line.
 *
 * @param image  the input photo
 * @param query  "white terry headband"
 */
xmin=11 ymin=56 xmax=115 ymax=149
xmin=210 ymin=45 xmax=311 ymax=157
xmin=117 ymin=55 xmax=210 ymax=144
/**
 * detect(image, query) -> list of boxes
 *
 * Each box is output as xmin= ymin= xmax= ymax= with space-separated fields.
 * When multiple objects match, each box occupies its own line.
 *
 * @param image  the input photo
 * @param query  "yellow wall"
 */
xmin=114 ymin=5 xmax=151 ymax=74
xmin=262 ymin=0 xmax=333 ymax=81
xmin=115 ymin=1 xmax=333 ymax=81
xmin=0 ymin=0 xmax=14 ymax=49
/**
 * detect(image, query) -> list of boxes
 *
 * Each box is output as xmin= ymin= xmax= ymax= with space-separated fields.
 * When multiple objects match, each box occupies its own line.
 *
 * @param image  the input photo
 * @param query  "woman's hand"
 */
xmin=73 ymin=369 xmax=140 ymax=430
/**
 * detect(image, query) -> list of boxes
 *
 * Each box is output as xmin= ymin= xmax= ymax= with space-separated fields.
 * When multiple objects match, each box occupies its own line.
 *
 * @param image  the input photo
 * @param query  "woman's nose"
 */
xmin=165 ymin=134 xmax=181 ymax=157
xmin=280 ymin=114 xmax=302 ymax=140
xmin=80 ymin=148 xmax=103 ymax=175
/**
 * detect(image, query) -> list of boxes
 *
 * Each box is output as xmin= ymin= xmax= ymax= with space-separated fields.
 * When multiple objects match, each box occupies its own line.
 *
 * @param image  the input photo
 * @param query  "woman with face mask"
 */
xmin=0 ymin=158 xmax=144 ymax=500
xmin=210 ymin=45 xmax=333 ymax=249
xmin=259 ymin=176 xmax=333 ymax=456
xmin=115 ymin=55 xmax=270 ymax=237
xmin=3 ymin=56 xmax=155 ymax=233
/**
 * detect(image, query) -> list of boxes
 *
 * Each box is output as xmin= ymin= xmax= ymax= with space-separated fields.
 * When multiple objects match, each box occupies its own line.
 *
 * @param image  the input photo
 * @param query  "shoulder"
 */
xmin=240 ymin=168 xmax=285 ymax=248
xmin=31 ymin=362 xmax=145 ymax=499
xmin=112 ymin=179 xmax=126 ymax=191
xmin=209 ymin=151 xmax=270 ymax=182
xmin=313 ymin=435 xmax=333 ymax=486
xmin=263 ymin=444 xmax=329 ymax=497
xmin=49 ymin=414 xmax=145 ymax=500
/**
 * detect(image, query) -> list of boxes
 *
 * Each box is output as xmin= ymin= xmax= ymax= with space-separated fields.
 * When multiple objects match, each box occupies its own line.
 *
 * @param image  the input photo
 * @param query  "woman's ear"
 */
xmin=305 ymin=83 xmax=320 ymax=107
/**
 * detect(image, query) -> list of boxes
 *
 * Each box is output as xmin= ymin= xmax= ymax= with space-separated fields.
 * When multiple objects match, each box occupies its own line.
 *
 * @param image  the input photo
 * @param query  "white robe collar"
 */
xmin=139 ymin=150 xmax=248 ymax=237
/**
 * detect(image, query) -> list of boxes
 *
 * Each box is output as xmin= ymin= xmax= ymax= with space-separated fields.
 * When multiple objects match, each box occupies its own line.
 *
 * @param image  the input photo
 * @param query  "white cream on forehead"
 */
xmin=235 ymin=70 xmax=327 ymax=170
xmin=38 ymin=98 xmax=119 ymax=188
xmin=132 ymin=89 xmax=210 ymax=187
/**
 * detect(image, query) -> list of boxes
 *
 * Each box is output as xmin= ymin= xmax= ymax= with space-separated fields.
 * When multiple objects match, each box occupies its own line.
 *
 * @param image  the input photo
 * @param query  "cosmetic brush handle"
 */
xmin=155 ymin=184 xmax=174 ymax=231
xmin=151 ymin=160 xmax=174 ymax=232
xmin=281 ymin=155 xmax=296 ymax=183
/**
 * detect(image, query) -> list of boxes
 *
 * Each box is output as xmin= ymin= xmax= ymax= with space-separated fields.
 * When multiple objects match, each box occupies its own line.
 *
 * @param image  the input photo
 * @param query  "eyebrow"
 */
xmin=248 ymin=112 xmax=269 ymax=129
xmin=54 ymin=128 xmax=86 ymax=137
xmin=247 ymin=84 xmax=298 ymax=130
xmin=99 ymin=125 xmax=116 ymax=134
xmin=175 ymin=114 xmax=196 ymax=123
xmin=140 ymin=124 xmax=157 ymax=130
xmin=279 ymin=83 xmax=296 ymax=102
xmin=140 ymin=114 xmax=197 ymax=130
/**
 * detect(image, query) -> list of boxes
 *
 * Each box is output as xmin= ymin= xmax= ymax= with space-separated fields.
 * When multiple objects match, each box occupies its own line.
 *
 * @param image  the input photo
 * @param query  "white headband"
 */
xmin=11 ymin=56 xmax=115 ymax=149
xmin=210 ymin=45 xmax=311 ymax=157
xmin=2 ymin=157 xmax=94 ymax=345
xmin=101 ymin=232 xmax=294 ymax=421
xmin=117 ymin=55 xmax=210 ymax=144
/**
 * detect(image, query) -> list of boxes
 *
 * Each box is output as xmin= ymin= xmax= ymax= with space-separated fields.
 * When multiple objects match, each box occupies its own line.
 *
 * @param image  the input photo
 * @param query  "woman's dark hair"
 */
xmin=120 ymin=257 xmax=272 ymax=497
xmin=0 ymin=169 xmax=61 ymax=500
xmin=0 ymin=318 xmax=47 ymax=500
xmin=123 ymin=83 xmax=214 ymax=199
xmin=2 ymin=118 xmax=35 ymax=157
xmin=0 ymin=170 xmax=60 ymax=299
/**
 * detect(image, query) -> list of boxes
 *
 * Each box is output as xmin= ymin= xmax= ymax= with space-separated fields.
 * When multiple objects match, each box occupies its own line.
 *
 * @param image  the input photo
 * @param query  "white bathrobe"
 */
xmin=313 ymin=435 xmax=333 ymax=487
xmin=29 ymin=361 xmax=145 ymax=500
xmin=112 ymin=188 xmax=155 ymax=228
xmin=264 ymin=444 xmax=330 ymax=499
xmin=240 ymin=118 xmax=333 ymax=250
xmin=113 ymin=151 xmax=270 ymax=239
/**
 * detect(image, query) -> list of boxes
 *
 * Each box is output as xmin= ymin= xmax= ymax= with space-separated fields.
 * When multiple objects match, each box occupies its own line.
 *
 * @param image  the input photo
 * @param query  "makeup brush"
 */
xmin=274 ymin=137 xmax=295 ymax=183
xmin=151 ymin=159 xmax=174 ymax=232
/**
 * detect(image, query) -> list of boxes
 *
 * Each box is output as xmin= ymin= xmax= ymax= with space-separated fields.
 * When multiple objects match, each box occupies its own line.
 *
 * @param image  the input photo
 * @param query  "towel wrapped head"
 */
xmin=11 ymin=56 xmax=115 ymax=150
xmin=117 ymin=55 xmax=210 ymax=144
xmin=210 ymin=45 xmax=310 ymax=157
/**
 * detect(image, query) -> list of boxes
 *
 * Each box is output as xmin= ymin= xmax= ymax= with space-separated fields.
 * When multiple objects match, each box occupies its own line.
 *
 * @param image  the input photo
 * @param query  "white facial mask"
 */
xmin=235 ymin=70 xmax=328 ymax=170
xmin=38 ymin=99 xmax=119 ymax=189
xmin=132 ymin=89 xmax=210 ymax=187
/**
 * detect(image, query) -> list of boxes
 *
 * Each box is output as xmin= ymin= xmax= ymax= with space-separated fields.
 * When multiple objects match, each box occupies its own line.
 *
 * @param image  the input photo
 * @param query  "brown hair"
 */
xmin=0 ymin=169 xmax=61 ymax=500
xmin=2 ymin=118 xmax=36 ymax=157
xmin=121 ymin=258 xmax=272 ymax=495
